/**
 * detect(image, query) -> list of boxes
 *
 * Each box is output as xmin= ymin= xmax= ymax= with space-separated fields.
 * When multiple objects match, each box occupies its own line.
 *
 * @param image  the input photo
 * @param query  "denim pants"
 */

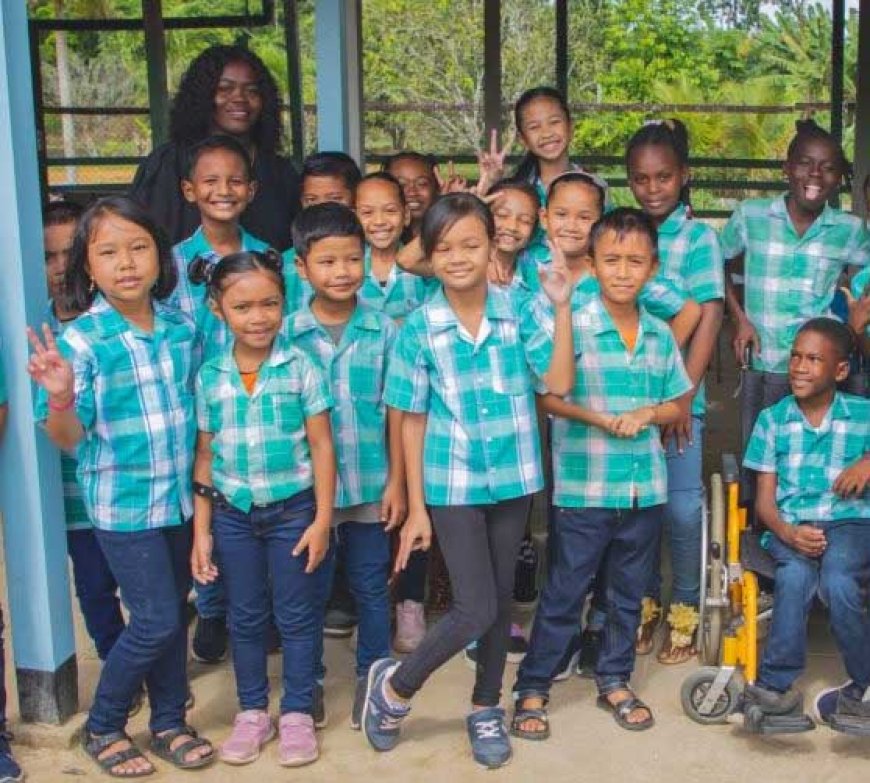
xmin=211 ymin=489 xmax=333 ymax=715
xmin=646 ymin=416 xmax=704 ymax=607
xmin=515 ymin=505 xmax=663 ymax=698
xmin=758 ymin=519 xmax=870 ymax=694
xmin=67 ymin=529 xmax=125 ymax=660
xmin=316 ymin=522 xmax=390 ymax=679
xmin=194 ymin=578 xmax=226 ymax=621
xmin=87 ymin=523 xmax=192 ymax=735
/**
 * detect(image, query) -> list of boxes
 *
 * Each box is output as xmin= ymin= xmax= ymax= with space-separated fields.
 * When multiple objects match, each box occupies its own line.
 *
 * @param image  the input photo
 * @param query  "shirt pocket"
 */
xmin=265 ymin=377 xmax=305 ymax=433
xmin=488 ymin=344 xmax=531 ymax=396
xmin=348 ymin=352 xmax=384 ymax=402
xmin=809 ymin=245 xmax=845 ymax=300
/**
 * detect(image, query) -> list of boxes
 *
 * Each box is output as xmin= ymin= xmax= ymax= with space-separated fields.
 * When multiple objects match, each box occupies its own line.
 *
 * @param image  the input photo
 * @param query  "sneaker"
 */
xmin=0 ymin=734 xmax=22 ymax=783
xmin=393 ymin=600 xmax=426 ymax=654
xmin=324 ymin=607 xmax=357 ymax=639
xmin=466 ymin=707 xmax=512 ymax=769
xmin=507 ymin=624 xmax=529 ymax=664
xmin=814 ymin=681 xmax=870 ymax=730
xmin=362 ymin=657 xmax=410 ymax=752
xmin=351 ymin=676 xmax=367 ymax=730
xmin=575 ymin=629 xmax=602 ymax=679
xmin=219 ymin=710 xmax=275 ymax=765
xmin=192 ymin=616 xmax=228 ymax=664
xmin=313 ymin=681 xmax=328 ymax=729
xmin=278 ymin=712 xmax=318 ymax=767
xmin=552 ymin=637 xmax=581 ymax=683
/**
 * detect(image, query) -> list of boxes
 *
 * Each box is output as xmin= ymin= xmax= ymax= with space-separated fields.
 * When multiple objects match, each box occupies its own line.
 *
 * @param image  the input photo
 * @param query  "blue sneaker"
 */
xmin=814 ymin=681 xmax=870 ymax=735
xmin=0 ymin=734 xmax=23 ymax=783
xmin=362 ymin=658 xmax=410 ymax=752
xmin=467 ymin=707 xmax=511 ymax=769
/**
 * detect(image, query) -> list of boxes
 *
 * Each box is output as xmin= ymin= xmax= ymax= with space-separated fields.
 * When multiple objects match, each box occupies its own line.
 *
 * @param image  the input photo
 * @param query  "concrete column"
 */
xmin=853 ymin=0 xmax=870 ymax=215
xmin=0 ymin=0 xmax=77 ymax=724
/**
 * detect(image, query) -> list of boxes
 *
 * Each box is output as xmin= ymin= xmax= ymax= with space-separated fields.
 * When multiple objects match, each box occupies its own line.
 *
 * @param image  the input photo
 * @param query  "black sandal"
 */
xmin=510 ymin=696 xmax=550 ymax=741
xmin=597 ymin=690 xmax=655 ymax=732
xmin=150 ymin=725 xmax=214 ymax=770
xmin=82 ymin=729 xmax=155 ymax=778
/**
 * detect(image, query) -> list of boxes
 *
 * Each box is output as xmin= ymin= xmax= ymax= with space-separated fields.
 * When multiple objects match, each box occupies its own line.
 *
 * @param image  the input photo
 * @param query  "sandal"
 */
xmin=150 ymin=725 xmax=214 ymax=770
xmin=656 ymin=604 xmax=699 ymax=665
xmin=635 ymin=597 xmax=660 ymax=656
xmin=510 ymin=696 xmax=550 ymax=741
xmin=82 ymin=729 xmax=155 ymax=778
xmin=597 ymin=690 xmax=655 ymax=732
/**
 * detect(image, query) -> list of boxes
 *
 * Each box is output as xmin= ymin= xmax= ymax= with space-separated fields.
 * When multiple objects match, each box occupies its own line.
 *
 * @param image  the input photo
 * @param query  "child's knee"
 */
xmin=776 ymin=559 xmax=818 ymax=597
xmin=819 ymin=568 xmax=858 ymax=610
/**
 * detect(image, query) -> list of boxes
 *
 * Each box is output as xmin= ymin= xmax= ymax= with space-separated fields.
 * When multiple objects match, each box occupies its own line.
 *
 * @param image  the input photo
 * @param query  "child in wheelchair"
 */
xmin=741 ymin=317 xmax=870 ymax=735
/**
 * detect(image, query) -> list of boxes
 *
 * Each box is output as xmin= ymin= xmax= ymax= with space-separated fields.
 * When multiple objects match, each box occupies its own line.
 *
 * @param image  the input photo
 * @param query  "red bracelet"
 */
xmin=48 ymin=395 xmax=75 ymax=412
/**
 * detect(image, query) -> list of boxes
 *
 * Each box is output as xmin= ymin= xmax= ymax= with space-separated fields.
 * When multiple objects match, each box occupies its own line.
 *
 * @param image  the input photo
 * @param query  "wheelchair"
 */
xmin=679 ymin=455 xmax=815 ymax=734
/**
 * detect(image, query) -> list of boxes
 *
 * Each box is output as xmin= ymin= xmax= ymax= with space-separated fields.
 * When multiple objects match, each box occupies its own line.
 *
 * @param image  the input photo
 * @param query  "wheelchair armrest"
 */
xmin=721 ymin=453 xmax=739 ymax=484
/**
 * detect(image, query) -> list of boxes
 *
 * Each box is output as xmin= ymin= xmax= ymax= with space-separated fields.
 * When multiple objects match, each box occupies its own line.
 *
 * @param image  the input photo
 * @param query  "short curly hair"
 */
xmin=169 ymin=44 xmax=282 ymax=154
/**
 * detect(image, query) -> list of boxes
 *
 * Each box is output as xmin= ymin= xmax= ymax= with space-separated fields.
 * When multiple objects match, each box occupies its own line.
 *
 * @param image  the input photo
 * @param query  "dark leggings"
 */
xmin=391 ymin=495 xmax=531 ymax=707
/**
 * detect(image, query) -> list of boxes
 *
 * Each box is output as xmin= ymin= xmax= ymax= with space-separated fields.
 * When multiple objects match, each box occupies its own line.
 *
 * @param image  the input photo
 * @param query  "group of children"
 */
xmin=0 ymin=78 xmax=866 ymax=779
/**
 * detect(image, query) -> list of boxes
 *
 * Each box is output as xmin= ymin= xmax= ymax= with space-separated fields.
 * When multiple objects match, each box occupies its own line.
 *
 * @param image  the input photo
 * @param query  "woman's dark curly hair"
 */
xmin=169 ymin=44 xmax=282 ymax=154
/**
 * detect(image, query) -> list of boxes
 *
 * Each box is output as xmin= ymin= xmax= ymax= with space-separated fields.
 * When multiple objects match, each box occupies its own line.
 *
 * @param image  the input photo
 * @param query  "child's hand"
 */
xmin=732 ymin=317 xmax=760 ymax=366
xmin=394 ymin=509 xmax=432 ymax=573
xmin=434 ymin=161 xmax=468 ymax=194
xmin=538 ymin=240 xmax=574 ymax=305
xmin=609 ymin=407 xmax=653 ymax=438
xmin=293 ymin=521 xmax=331 ymax=573
xmin=782 ymin=524 xmax=826 ymax=558
xmin=475 ymin=128 xmax=515 ymax=196
xmin=661 ymin=408 xmax=694 ymax=453
xmin=191 ymin=533 xmax=219 ymax=584
xmin=381 ymin=479 xmax=408 ymax=532
xmin=841 ymin=286 xmax=870 ymax=336
xmin=832 ymin=456 xmax=870 ymax=497
xmin=27 ymin=324 xmax=74 ymax=402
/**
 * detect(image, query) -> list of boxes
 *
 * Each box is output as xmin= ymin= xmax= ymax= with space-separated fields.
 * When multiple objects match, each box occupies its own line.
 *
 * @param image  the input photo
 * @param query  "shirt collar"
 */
xmin=657 ymin=203 xmax=689 ymax=236
xmin=213 ymin=329 xmax=297 ymax=374
xmin=783 ymin=391 xmax=851 ymax=429
xmin=285 ymin=298 xmax=382 ymax=340
xmin=88 ymin=294 xmax=182 ymax=340
xmin=183 ymin=225 xmax=260 ymax=262
xmin=425 ymin=285 xmax=515 ymax=334
xmin=770 ymin=193 xmax=835 ymax=230
xmin=583 ymin=293 xmax=659 ymax=339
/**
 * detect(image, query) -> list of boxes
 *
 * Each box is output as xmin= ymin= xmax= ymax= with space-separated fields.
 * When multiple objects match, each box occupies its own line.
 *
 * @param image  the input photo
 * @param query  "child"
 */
xmin=362 ymin=192 xmax=575 ymax=769
xmin=512 ymin=208 xmax=692 ymax=738
xmin=189 ymin=249 xmax=335 ymax=767
xmin=28 ymin=196 xmax=214 ymax=777
xmin=741 ymin=318 xmax=870 ymax=734
xmin=286 ymin=202 xmax=405 ymax=729
xmin=722 ymin=120 xmax=870 ymax=478
xmin=625 ymin=119 xmax=725 ymax=663
xmin=43 ymin=201 xmax=127 ymax=670
xmin=383 ymin=151 xmax=438 ymax=242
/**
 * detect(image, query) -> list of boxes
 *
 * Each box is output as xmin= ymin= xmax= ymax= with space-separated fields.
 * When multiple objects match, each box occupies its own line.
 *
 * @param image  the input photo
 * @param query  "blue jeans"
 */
xmin=759 ymin=519 xmax=870 ymax=694
xmin=646 ymin=416 xmax=704 ymax=607
xmin=87 ymin=523 xmax=192 ymax=735
xmin=194 ymin=579 xmax=226 ymax=621
xmin=211 ymin=489 xmax=333 ymax=715
xmin=67 ymin=529 xmax=125 ymax=660
xmin=515 ymin=505 xmax=663 ymax=698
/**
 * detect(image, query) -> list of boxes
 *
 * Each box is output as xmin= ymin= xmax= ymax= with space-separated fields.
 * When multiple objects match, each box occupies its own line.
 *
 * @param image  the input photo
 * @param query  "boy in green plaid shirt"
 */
xmin=742 ymin=318 xmax=870 ymax=735
xmin=287 ymin=203 xmax=405 ymax=731
xmin=513 ymin=208 xmax=692 ymax=738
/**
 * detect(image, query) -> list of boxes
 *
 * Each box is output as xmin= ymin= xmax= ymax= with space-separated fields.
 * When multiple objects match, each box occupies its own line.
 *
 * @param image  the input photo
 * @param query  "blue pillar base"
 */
xmin=17 ymin=654 xmax=77 ymax=724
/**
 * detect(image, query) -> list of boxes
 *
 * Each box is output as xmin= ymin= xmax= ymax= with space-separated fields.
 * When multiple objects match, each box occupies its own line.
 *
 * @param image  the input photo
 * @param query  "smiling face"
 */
xmin=541 ymin=181 xmax=602 ymax=261
xmin=355 ymin=179 xmax=408 ymax=251
xmin=788 ymin=329 xmax=848 ymax=402
xmin=628 ymin=143 xmax=687 ymax=223
xmin=211 ymin=60 xmax=263 ymax=138
xmin=491 ymin=188 xmax=538 ymax=256
xmin=785 ymin=136 xmax=843 ymax=215
xmin=86 ymin=214 xmax=160 ymax=308
xmin=590 ymin=228 xmax=658 ymax=307
xmin=386 ymin=157 xmax=436 ymax=222
xmin=181 ymin=148 xmax=255 ymax=226
xmin=429 ymin=214 xmax=491 ymax=293
xmin=213 ymin=268 xmax=284 ymax=353
xmin=297 ymin=235 xmax=365 ymax=305
xmin=518 ymin=96 xmax=572 ymax=164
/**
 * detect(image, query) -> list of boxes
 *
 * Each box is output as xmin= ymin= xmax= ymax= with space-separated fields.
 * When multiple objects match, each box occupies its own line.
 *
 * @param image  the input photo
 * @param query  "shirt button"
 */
xmin=482 ymin=408 xmax=489 ymax=414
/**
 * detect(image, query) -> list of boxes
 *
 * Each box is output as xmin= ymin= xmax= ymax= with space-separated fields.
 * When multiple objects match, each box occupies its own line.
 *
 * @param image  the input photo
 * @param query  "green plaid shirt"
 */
xmin=359 ymin=246 xmax=437 ymax=321
xmin=281 ymin=248 xmax=308 ymax=314
xmin=720 ymin=196 xmax=870 ymax=372
xmin=196 ymin=332 xmax=333 ymax=512
xmin=45 ymin=305 xmax=90 ymax=530
xmin=286 ymin=301 xmax=397 ymax=508
xmin=170 ymin=226 xmax=269 ymax=361
xmin=384 ymin=285 xmax=554 ymax=506
xmin=852 ymin=267 xmax=870 ymax=336
xmin=551 ymin=295 xmax=692 ymax=509
xmin=35 ymin=296 xmax=197 ymax=532
xmin=744 ymin=393 xmax=869 ymax=528
xmin=657 ymin=204 xmax=725 ymax=416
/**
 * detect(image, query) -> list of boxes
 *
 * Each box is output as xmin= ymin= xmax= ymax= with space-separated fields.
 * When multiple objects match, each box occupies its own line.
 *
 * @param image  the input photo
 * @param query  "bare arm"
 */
xmin=191 ymin=431 xmax=218 ymax=583
xmin=293 ymin=411 xmax=335 ymax=573
xmin=668 ymin=298 xmax=702 ymax=349
xmin=724 ymin=257 xmax=760 ymax=363
xmin=394 ymin=410 xmax=432 ymax=572
xmin=0 ymin=404 xmax=6 ymax=441
xmin=540 ymin=302 xmax=575 ymax=396
xmin=537 ymin=393 xmax=614 ymax=431
xmin=396 ymin=236 xmax=434 ymax=278
xmin=756 ymin=471 xmax=825 ymax=557
xmin=381 ymin=406 xmax=408 ymax=530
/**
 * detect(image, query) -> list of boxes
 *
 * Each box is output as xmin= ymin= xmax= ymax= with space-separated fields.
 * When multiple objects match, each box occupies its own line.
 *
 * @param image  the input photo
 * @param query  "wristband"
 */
xmin=48 ymin=395 xmax=75 ymax=412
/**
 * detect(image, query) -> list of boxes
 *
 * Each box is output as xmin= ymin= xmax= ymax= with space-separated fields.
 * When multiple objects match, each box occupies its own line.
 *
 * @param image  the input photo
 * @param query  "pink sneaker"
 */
xmin=278 ymin=712 xmax=318 ymax=767
xmin=219 ymin=710 xmax=275 ymax=765
xmin=394 ymin=600 xmax=426 ymax=654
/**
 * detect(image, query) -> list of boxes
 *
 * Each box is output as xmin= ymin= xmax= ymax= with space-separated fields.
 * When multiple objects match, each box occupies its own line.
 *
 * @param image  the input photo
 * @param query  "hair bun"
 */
xmin=187 ymin=255 xmax=213 ymax=285
xmin=261 ymin=247 xmax=284 ymax=273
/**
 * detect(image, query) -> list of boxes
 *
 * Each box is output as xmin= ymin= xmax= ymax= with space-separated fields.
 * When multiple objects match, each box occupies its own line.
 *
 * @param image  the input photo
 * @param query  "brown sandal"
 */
xmin=656 ymin=604 xmax=698 ymax=665
xmin=635 ymin=598 xmax=661 ymax=656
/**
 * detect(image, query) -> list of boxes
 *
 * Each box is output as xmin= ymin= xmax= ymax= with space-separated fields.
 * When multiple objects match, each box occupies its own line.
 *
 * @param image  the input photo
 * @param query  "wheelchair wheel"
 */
xmin=700 ymin=473 xmax=725 ymax=666
xmin=681 ymin=666 xmax=740 ymax=725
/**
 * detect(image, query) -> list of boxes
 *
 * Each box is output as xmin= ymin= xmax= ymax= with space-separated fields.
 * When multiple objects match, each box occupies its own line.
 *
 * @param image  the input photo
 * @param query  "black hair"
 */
xmin=357 ymin=171 xmax=406 ymax=206
xmin=188 ymin=248 xmax=284 ymax=302
xmin=796 ymin=317 xmax=855 ymax=362
xmin=184 ymin=134 xmax=254 ymax=181
xmin=420 ymin=193 xmax=495 ymax=259
xmin=786 ymin=119 xmax=850 ymax=178
xmin=512 ymin=86 xmax=571 ymax=183
xmin=546 ymin=171 xmax=606 ymax=212
xmin=43 ymin=200 xmax=84 ymax=228
xmin=169 ymin=44 xmax=282 ymax=154
xmin=66 ymin=196 xmax=176 ymax=312
xmin=588 ymin=207 xmax=658 ymax=260
xmin=292 ymin=202 xmax=365 ymax=259
xmin=382 ymin=151 xmax=438 ymax=181
xmin=301 ymin=151 xmax=362 ymax=192
xmin=625 ymin=118 xmax=691 ymax=207
xmin=488 ymin=178 xmax=540 ymax=208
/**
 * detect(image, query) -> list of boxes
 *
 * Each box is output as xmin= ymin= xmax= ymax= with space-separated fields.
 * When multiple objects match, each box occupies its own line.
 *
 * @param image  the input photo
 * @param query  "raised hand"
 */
xmin=434 ymin=160 xmax=468 ymax=194
xmin=841 ymin=285 xmax=870 ymax=336
xmin=538 ymin=239 xmax=574 ymax=305
xmin=475 ymin=127 xmax=516 ymax=196
xmin=27 ymin=324 xmax=74 ymax=401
